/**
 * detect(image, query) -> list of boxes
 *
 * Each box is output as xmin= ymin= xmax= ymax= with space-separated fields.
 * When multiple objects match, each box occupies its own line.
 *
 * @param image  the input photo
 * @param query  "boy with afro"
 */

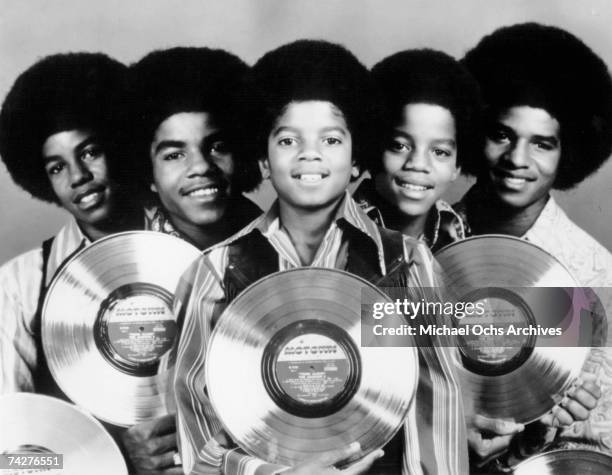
xmin=173 ymin=40 xmax=469 ymax=475
xmin=354 ymin=49 xmax=482 ymax=253
xmin=459 ymin=22 xmax=611 ymax=468
xmin=0 ymin=53 xmax=173 ymax=474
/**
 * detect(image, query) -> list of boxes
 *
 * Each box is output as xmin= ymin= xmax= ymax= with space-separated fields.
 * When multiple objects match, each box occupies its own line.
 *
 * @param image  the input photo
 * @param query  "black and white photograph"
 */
xmin=1 ymin=1 xmax=612 ymax=474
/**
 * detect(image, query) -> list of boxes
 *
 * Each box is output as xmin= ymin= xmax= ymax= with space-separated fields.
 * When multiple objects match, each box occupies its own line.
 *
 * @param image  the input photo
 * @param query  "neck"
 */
xmin=171 ymin=217 xmax=234 ymax=250
xmin=469 ymin=186 xmax=549 ymax=237
xmin=278 ymin=198 xmax=343 ymax=266
xmin=378 ymin=200 xmax=429 ymax=239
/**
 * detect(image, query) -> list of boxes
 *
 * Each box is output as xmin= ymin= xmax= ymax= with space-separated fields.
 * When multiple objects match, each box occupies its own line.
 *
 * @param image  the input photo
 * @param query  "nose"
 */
xmin=402 ymin=147 xmax=430 ymax=172
xmin=69 ymin=161 xmax=93 ymax=188
xmin=187 ymin=149 xmax=212 ymax=176
xmin=505 ymin=141 xmax=529 ymax=167
xmin=298 ymin=140 xmax=322 ymax=161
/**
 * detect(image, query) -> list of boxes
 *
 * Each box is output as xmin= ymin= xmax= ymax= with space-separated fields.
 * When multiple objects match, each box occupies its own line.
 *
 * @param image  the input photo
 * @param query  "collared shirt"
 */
xmin=0 ymin=217 xmax=89 ymax=393
xmin=456 ymin=187 xmax=612 ymax=453
xmin=353 ymin=178 xmax=466 ymax=252
xmin=173 ymin=193 xmax=468 ymax=475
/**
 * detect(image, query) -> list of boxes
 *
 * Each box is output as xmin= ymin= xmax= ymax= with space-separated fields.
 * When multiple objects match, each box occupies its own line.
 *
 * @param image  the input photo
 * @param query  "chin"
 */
xmin=396 ymin=201 xmax=430 ymax=219
xmin=189 ymin=208 xmax=228 ymax=227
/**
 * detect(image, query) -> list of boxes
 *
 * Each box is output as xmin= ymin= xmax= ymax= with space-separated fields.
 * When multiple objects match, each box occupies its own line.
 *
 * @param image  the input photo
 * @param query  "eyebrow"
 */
xmin=153 ymin=140 xmax=187 ymax=155
xmin=271 ymin=126 xmax=348 ymax=137
xmin=532 ymin=135 xmax=560 ymax=146
xmin=391 ymin=130 xmax=456 ymax=147
xmin=43 ymin=136 xmax=100 ymax=163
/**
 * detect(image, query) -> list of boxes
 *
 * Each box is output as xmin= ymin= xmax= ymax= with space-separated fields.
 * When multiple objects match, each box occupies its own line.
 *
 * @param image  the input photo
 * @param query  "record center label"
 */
xmin=275 ymin=334 xmax=350 ymax=404
xmin=95 ymin=283 xmax=178 ymax=374
xmin=105 ymin=294 xmax=176 ymax=364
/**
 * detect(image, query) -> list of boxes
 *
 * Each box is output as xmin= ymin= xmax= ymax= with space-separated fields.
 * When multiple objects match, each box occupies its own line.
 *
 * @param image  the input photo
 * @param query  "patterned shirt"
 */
xmin=173 ymin=193 xmax=469 ymax=475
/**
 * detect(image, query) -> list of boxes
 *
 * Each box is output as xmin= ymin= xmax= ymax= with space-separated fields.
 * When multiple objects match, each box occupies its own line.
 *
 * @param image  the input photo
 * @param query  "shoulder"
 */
xmin=0 ymin=247 xmax=44 ymax=289
xmin=529 ymin=199 xmax=612 ymax=287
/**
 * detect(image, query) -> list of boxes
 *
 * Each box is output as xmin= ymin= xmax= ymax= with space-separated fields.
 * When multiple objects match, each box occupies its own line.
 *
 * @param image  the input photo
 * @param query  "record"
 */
xmin=43 ymin=231 xmax=200 ymax=426
xmin=435 ymin=235 xmax=603 ymax=423
xmin=513 ymin=449 xmax=612 ymax=474
xmin=0 ymin=393 xmax=127 ymax=475
xmin=206 ymin=267 xmax=418 ymax=466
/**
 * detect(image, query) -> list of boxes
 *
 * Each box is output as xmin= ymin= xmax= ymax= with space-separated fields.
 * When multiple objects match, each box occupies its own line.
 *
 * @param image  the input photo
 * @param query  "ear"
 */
xmin=258 ymin=158 xmax=270 ymax=179
xmin=351 ymin=164 xmax=360 ymax=179
xmin=451 ymin=165 xmax=461 ymax=181
xmin=150 ymin=183 xmax=158 ymax=193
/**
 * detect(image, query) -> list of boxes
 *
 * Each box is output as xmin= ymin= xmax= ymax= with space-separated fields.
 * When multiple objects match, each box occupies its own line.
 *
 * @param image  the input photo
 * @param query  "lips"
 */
xmin=491 ymin=168 xmax=535 ymax=190
xmin=393 ymin=177 xmax=434 ymax=192
xmin=291 ymin=170 xmax=330 ymax=183
xmin=180 ymin=181 xmax=226 ymax=200
xmin=73 ymin=185 xmax=106 ymax=210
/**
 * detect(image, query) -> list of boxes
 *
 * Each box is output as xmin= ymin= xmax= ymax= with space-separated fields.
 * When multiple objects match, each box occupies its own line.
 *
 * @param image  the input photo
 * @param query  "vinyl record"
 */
xmin=43 ymin=231 xmax=200 ymax=426
xmin=513 ymin=449 xmax=612 ymax=474
xmin=435 ymin=235 xmax=601 ymax=423
xmin=206 ymin=268 xmax=418 ymax=466
xmin=0 ymin=393 xmax=127 ymax=475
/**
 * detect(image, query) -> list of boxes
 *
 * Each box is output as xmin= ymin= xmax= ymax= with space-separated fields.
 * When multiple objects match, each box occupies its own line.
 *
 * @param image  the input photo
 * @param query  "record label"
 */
xmin=275 ymin=333 xmax=351 ymax=405
xmin=96 ymin=283 xmax=177 ymax=370
xmin=457 ymin=288 xmax=535 ymax=373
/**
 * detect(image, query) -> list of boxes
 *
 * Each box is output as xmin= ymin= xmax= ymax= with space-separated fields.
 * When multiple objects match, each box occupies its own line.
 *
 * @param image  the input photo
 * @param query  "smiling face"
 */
xmin=42 ymin=129 xmax=115 ymax=228
xmin=374 ymin=103 xmax=460 ymax=221
xmin=150 ymin=112 xmax=234 ymax=232
xmin=261 ymin=101 xmax=358 ymax=212
xmin=484 ymin=106 xmax=561 ymax=210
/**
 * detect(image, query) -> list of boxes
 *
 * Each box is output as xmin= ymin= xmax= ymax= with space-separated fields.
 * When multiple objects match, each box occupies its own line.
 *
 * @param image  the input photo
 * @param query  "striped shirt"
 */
xmin=0 ymin=218 xmax=89 ymax=393
xmin=173 ymin=193 xmax=469 ymax=475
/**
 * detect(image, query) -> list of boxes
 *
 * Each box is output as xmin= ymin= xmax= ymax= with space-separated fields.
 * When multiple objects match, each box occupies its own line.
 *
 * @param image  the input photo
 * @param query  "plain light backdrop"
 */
xmin=2 ymin=0 xmax=612 ymax=264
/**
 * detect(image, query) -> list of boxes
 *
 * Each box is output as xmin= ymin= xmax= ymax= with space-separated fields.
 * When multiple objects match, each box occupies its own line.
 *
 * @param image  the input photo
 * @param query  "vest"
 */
xmin=216 ymin=224 xmax=415 ymax=474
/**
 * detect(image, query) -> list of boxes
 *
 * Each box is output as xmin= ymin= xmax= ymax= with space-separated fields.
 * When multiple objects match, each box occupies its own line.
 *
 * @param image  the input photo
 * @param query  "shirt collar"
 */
xmin=522 ymin=195 xmax=558 ymax=241
xmin=354 ymin=178 xmax=464 ymax=249
xmin=250 ymin=191 xmax=387 ymax=274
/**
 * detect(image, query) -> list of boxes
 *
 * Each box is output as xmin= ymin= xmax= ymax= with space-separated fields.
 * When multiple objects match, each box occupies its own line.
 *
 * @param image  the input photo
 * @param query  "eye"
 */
xmin=432 ymin=148 xmax=452 ymax=158
xmin=46 ymin=162 xmax=65 ymax=176
xmin=323 ymin=137 xmax=342 ymax=146
xmin=488 ymin=129 xmax=511 ymax=144
xmin=209 ymin=141 xmax=230 ymax=155
xmin=80 ymin=145 xmax=104 ymax=161
xmin=163 ymin=151 xmax=185 ymax=161
xmin=278 ymin=137 xmax=297 ymax=147
xmin=533 ymin=140 xmax=555 ymax=151
xmin=387 ymin=139 xmax=411 ymax=153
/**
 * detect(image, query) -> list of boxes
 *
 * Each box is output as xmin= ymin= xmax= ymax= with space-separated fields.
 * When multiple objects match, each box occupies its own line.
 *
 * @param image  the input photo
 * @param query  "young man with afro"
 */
xmin=126 ymin=47 xmax=261 ymax=251
xmin=0 ymin=53 xmax=179 ymax=474
xmin=458 ymin=22 xmax=612 ymax=468
xmin=172 ymin=40 xmax=469 ymax=475
xmin=354 ymin=48 xmax=482 ymax=253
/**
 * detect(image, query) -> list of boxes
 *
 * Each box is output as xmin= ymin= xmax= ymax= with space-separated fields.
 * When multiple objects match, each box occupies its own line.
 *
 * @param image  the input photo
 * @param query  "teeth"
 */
xmin=188 ymin=187 xmax=218 ymax=197
xmin=399 ymin=182 xmax=428 ymax=191
xmin=78 ymin=192 xmax=100 ymax=204
xmin=299 ymin=174 xmax=323 ymax=182
xmin=504 ymin=177 xmax=526 ymax=185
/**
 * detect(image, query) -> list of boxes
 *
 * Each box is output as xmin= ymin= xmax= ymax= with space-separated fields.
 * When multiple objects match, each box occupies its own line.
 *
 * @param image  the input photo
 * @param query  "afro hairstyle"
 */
xmin=462 ymin=22 xmax=612 ymax=189
xmin=368 ymin=49 xmax=484 ymax=175
xmin=237 ymin=39 xmax=376 ymax=175
xmin=0 ymin=52 xmax=127 ymax=203
xmin=126 ymin=47 xmax=258 ymax=195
